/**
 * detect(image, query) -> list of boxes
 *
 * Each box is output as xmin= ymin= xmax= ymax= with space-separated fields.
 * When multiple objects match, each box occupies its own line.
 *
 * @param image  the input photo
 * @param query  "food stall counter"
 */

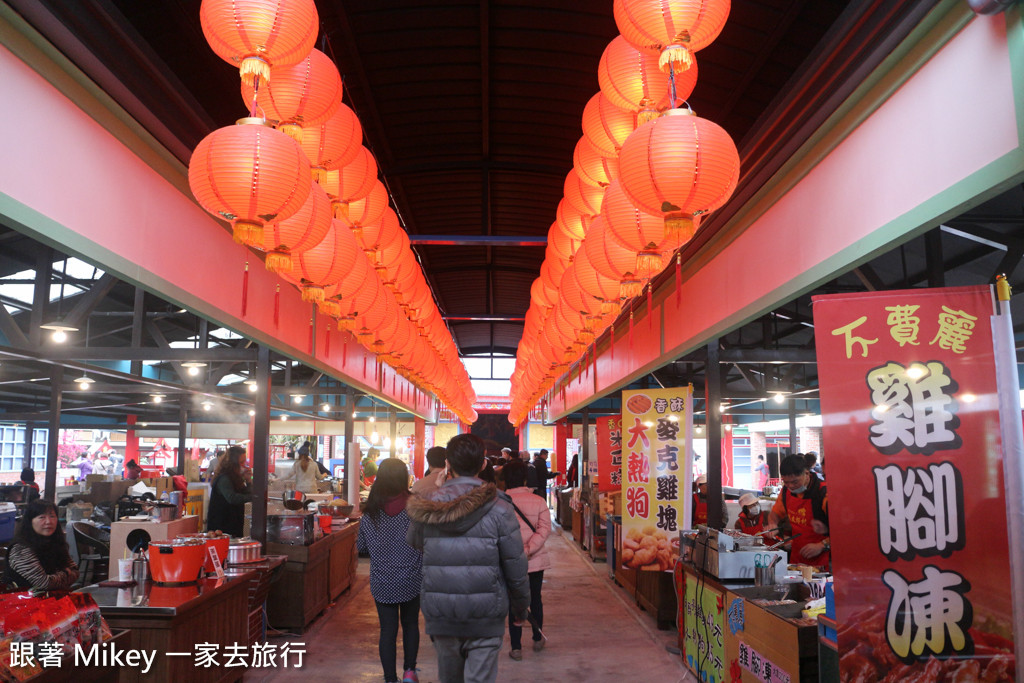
xmin=77 ymin=572 xmax=254 ymax=683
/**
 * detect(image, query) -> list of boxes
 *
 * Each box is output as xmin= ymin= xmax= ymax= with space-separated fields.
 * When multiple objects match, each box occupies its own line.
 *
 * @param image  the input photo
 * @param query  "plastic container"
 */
xmin=148 ymin=538 xmax=206 ymax=584
xmin=0 ymin=508 xmax=16 ymax=544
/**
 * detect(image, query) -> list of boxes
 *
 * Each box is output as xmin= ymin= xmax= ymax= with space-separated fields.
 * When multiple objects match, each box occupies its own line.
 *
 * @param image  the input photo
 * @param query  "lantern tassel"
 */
xmin=343 ymin=332 xmax=348 ymax=365
xmin=637 ymin=98 xmax=661 ymax=126
xmin=325 ymin=324 xmax=331 ymax=358
xmin=601 ymin=299 xmax=618 ymax=315
xmin=277 ymin=122 xmax=303 ymax=145
xmin=265 ymin=250 xmax=293 ymax=274
xmin=241 ymin=261 xmax=249 ymax=317
xmin=675 ymin=253 xmax=682 ymax=307
xmin=665 ymin=213 xmax=696 ymax=244
xmin=647 ymin=285 xmax=653 ymax=332
xmin=629 ymin=310 xmax=634 ymax=352
xmin=273 ymin=285 xmax=280 ymax=328
xmin=610 ymin=323 xmax=615 ymax=361
xmin=233 ymin=220 xmax=264 ymax=246
xmin=333 ymin=200 xmax=350 ymax=221
xmin=620 ymin=277 xmax=642 ymax=299
xmin=308 ymin=318 xmax=314 ymax=354
xmin=301 ymin=285 xmax=325 ymax=304
xmin=659 ymin=32 xmax=694 ymax=75
xmin=239 ymin=57 xmax=271 ymax=88
xmin=636 ymin=247 xmax=662 ymax=278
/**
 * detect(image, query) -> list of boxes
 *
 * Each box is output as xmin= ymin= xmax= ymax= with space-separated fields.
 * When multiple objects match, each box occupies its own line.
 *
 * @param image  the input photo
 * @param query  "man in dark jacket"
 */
xmin=407 ymin=434 xmax=530 ymax=683
xmin=531 ymin=449 xmax=560 ymax=502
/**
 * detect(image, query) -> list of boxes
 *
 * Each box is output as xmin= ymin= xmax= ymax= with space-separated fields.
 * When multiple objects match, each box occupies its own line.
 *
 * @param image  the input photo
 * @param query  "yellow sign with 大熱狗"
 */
xmin=620 ymin=386 xmax=692 ymax=572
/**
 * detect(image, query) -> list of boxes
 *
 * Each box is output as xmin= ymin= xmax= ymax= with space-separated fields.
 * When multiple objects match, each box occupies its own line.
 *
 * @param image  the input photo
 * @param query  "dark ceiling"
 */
xmin=4 ymin=0 xmax=1023 ymax=427
xmin=5 ymin=0 xmax=885 ymax=358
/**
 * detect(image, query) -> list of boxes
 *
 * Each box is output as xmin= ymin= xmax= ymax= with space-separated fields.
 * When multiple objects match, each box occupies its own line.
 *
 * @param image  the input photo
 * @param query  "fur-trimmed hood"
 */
xmin=407 ymin=479 xmax=498 ymax=534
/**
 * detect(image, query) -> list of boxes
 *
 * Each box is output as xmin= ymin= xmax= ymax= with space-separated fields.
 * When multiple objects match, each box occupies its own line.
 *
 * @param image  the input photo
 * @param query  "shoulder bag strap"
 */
xmin=509 ymin=500 xmax=536 ymax=533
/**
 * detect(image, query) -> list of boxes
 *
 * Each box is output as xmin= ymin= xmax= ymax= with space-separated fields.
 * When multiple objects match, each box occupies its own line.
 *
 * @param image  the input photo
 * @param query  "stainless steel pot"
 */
xmin=282 ymin=489 xmax=312 ymax=511
xmin=227 ymin=538 xmax=263 ymax=564
xmin=149 ymin=502 xmax=177 ymax=523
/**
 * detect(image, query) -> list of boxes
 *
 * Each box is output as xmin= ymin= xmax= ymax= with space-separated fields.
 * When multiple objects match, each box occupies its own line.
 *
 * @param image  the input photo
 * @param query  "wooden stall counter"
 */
xmin=265 ymin=518 xmax=359 ymax=630
xmin=78 ymin=572 xmax=253 ymax=683
xmin=723 ymin=585 xmax=820 ymax=683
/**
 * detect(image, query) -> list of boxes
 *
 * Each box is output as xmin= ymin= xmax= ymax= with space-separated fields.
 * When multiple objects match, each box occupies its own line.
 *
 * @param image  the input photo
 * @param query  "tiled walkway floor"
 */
xmin=249 ymin=525 xmax=693 ymax=683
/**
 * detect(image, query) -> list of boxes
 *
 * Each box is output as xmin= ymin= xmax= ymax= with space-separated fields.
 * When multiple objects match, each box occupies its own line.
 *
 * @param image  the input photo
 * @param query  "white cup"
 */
xmin=117 ymin=558 xmax=133 ymax=582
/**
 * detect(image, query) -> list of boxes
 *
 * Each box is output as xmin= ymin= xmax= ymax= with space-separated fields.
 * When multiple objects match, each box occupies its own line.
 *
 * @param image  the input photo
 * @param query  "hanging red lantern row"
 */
xmin=613 ymin=0 xmax=731 ymax=74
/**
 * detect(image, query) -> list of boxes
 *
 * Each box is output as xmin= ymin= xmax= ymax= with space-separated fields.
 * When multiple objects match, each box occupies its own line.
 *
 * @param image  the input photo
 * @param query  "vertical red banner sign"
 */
xmin=813 ymin=286 xmax=1016 ymax=680
xmin=594 ymin=416 xmax=622 ymax=492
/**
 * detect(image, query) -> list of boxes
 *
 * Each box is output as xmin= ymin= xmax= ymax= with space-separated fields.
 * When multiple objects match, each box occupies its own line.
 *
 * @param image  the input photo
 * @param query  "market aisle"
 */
xmin=249 ymin=524 xmax=692 ymax=683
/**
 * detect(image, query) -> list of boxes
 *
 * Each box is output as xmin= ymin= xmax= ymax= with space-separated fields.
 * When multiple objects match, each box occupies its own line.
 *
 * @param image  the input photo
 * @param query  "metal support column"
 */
xmin=706 ymin=340 xmax=724 ymax=530
xmin=251 ymin=345 xmax=271 ymax=545
xmin=389 ymin=408 xmax=397 ymax=458
xmin=44 ymin=367 xmax=62 ymax=501
xmin=344 ymin=386 xmax=355 ymax=494
xmin=581 ymin=409 xmax=589 ymax=489
xmin=22 ymin=423 xmax=35 ymax=469
xmin=788 ymin=400 xmax=798 ymax=457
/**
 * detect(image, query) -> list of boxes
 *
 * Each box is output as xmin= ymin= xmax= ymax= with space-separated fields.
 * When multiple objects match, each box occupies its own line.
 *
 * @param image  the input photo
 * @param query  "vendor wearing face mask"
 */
xmin=692 ymin=475 xmax=728 ymax=528
xmin=767 ymin=453 xmax=830 ymax=568
xmin=734 ymin=492 xmax=769 ymax=535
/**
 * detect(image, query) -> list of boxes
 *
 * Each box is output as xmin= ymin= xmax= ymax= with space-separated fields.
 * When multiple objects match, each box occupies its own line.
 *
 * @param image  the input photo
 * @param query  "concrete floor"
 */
xmin=248 ymin=526 xmax=694 ymax=683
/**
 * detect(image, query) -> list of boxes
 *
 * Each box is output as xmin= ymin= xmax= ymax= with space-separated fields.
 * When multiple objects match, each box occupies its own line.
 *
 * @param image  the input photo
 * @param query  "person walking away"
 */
xmin=753 ymin=454 xmax=770 ymax=491
xmin=768 ymin=454 xmax=830 ymax=568
xmin=411 ymin=446 xmax=447 ymax=497
xmin=280 ymin=441 xmax=324 ymax=493
xmin=3 ymin=499 xmax=78 ymax=590
xmin=206 ymin=446 xmax=254 ymax=537
xmin=358 ymin=459 xmax=424 ymax=683
xmin=530 ymin=449 xmax=560 ymax=503
xmin=734 ymin=493 xmax=770 ymax=535
xmin=501 ymin=460 xmax=551 ymax=661
xmin=18 ymin=467 xmax=40 ymax=501
xmin=406 ymin=434 xmax=530 ymax=683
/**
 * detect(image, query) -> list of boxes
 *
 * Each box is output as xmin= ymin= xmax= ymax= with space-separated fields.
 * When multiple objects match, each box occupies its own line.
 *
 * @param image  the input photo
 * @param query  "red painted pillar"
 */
xmin=413 ymin=417 xmax=425 ymax=478
xmin=125 ymin=414 xmax=139 ymax=464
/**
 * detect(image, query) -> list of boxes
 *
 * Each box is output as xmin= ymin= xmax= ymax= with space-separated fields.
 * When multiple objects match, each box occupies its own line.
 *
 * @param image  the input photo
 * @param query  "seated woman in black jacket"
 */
xmin=3 ymin=499 xmax=79 ymax=591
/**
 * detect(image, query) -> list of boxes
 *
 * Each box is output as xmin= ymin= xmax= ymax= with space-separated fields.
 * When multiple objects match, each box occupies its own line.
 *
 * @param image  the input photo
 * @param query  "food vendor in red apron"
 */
xmin=692 ymin=474 xmax=709 ymax=526
xmin=734 ymin=492 xmax=769 ymax=535
xmin=768 ymin=454 xmax=830 ymax=568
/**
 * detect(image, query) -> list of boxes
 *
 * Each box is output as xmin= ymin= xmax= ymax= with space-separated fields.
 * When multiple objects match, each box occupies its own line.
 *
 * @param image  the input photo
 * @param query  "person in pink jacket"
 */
xmin=501 ymin=459 xmax=551 ymax=661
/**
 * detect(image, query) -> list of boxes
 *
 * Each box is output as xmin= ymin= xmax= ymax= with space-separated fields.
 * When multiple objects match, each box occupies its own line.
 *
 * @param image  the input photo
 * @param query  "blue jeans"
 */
xmin=508 ymin=570 xmax=544 ymax=649
xmin=375 ymin=596 xmax=420 ymax=682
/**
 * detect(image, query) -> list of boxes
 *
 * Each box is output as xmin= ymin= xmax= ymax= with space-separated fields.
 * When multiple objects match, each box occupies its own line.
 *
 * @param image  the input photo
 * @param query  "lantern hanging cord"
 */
xmin=669 ymin=62 xmax=678 ymax=108
xmin=249 ymin=74 xmax=261 ymax=118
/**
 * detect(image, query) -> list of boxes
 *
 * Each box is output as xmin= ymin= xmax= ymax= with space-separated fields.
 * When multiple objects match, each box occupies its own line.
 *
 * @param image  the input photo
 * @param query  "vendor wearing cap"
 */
xmin=734 ymin=492 xmax=769 ymax=535
xmin=692 ymin=475 xmax=728 ymax=528
xmin=768 ymin=453 xmax=830 ymax=568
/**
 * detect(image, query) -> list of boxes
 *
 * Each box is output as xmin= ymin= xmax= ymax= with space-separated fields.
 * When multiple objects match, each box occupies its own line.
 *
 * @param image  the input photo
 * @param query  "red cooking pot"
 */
xmin=148 ymin=538 xmax=206 ymax=584
xmin=179 ymin=533 xmax=231 ymax=573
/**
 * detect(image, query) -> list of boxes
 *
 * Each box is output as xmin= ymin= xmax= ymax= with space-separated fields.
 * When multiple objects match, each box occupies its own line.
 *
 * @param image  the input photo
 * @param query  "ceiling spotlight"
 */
xmin=771 ymin=392 xmax=787 ymax=404
xmin=244 ymin=379 xmax=258 ymax=392
xmin=151 ymin=394 xmax=164 ymax=403
xmin=280 ymin=415 xmax=288 ymax=421
xmin=182 ymin=361 xmax=206 ymax=376
xmin=719 ymin=402 xmax=730 ymax=413
xmin=322 ymin=403 xmax=330 ymax=412
xmin=248 ymin=409 xmax=256 ymax=417
xmin=368 ymin=415 xmax=375 ymax=423
xmin=370 ymin=430 xmax=379 ymax=444
xmin=293 ymin=395 xmax=304 ymax=404
xmin=41 ymin=322 xmax=78 ymax=343
xmin=74 ymin=373 xmax=94 ymax=389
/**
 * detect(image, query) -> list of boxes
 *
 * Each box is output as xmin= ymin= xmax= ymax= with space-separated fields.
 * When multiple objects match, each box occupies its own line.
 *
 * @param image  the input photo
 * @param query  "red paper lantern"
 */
xmin=583 ymin=215 xmax=649 ymax=298
xmin=603 ymin=178 xmax=699 ymax=277
xmin=614 ymin=0 xmax=730 ymax=74
xmin=240 ymin=48 xmax=343 ymax=142
xmin=300 ymin=104 xmax=363 ymax=181
xmin=260 ymin=180 xmax=332 ymax=273
xmin=563 ymin=170 xmax=605 ymax=218
xmin=572 ymin=248 xmax=623 ymax=315
xmin=598 ymin=36 xmax=698 ymax=120
xmin=188 ymin=118 xmax=311 ymax=247
xmin=582 ymin=92 xmax=637 ymax=157
xmin=574 ymin=136 xmax=619 ymax=189
xmin=336 ymin=180 xmax=389 ymax=239
xmin=318 ymin=146 xmax=379 ymax=216
xmin=560 ymin=263 xmax=603 ymax=333
xmin=282 ymin=220 xmax=364 ymax=303
xmin=618 ymin=108 xmax=739 ymax=241
xmin=200 ymin=0 xmax=318 ymax=86
xmin=556 ymin=199 xmax=594 ymax=242
xmin=357 ymin=207 xmax=401 ymax=264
